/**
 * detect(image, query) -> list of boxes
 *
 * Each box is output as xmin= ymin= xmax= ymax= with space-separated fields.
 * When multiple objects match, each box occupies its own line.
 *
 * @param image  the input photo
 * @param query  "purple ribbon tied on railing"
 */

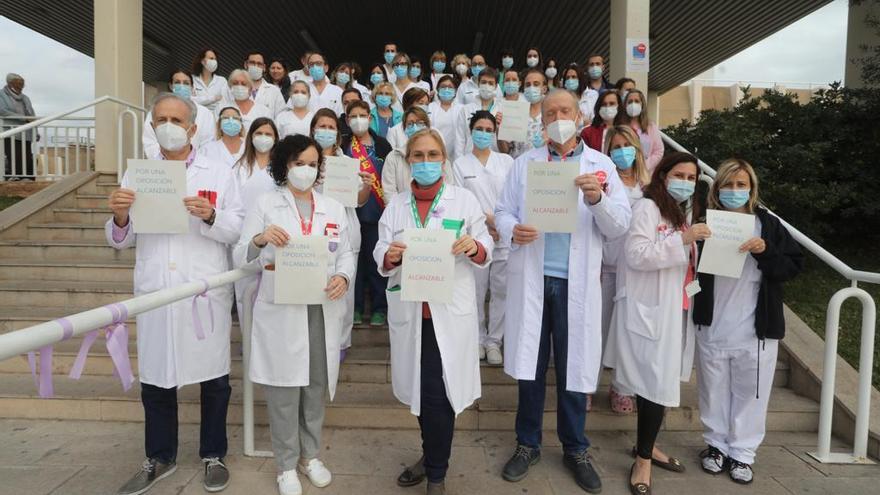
xmin=191 ymin=279 xmax=215 ymax=341
xmin=26 ymin=317 xmax=74 ymax=398
xmin=68 ymin=302 xmax=135 ymax=392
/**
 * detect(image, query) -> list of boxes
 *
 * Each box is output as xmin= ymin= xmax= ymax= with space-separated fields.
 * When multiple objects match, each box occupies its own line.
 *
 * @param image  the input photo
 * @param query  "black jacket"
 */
xmin=692 ymin=207 xmax=804 ymax=340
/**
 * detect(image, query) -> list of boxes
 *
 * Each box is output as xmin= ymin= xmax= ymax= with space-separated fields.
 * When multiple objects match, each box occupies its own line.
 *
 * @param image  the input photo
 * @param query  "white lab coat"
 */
xmin=250 ymin=81 xmax=287 ymax=117
xmin=428 ymin=101 xmax=460 ymax=160
xmin=608 ymin=198 xmax=697 ymax=407
xmin=275 ymin=108 xmax=315 ymax=138
xmin=192 ymin=73 xmax=228 ymax=112
xmin=142 ymin=104 xmax=216 ymax=160
xmin=452 ymin=151 xmax=514 ymax=258
xmin=288 ymin=69 xmax=312 ymax=83
xmin=216 ymin=99 xmax=272 ymax=134
xmin=455 ymin=78 xmax=503 ymax=106
xmin=233 ymin=187 xmax=355 ymax=397
xmin=105 ymin=152 xmax=244 ymax=388
xmin=198 ymin=138 xmax=244 ymax=168
xmin=373 ymin=184 xmax=494 ymax=415
xmin=579 ymin=89 xmax=599 ymax=123
xmin=306 ymin=80 xmax=344 ymax=116
xmin=386 ymin=123 xmax=449 ymax=153
xmin=494 ymin=145 xmax=631 ymax=393
xmin=453 ymin=102 xmax=499 ymax=161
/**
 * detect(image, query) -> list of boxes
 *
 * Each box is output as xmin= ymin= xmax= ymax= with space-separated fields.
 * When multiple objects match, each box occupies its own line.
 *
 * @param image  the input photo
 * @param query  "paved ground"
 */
xmin=1 ymin=419 xmax=878 ymax=495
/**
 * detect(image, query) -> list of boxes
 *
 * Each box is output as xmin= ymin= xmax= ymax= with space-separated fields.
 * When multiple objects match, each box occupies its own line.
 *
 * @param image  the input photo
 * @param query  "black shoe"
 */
xmin=397 ymin=455 xmax=426 ymax=487
xmin=502 ymin=444 xmax=541 ymax=482
xmin=563 ymin=450 xmax=602 ymax=493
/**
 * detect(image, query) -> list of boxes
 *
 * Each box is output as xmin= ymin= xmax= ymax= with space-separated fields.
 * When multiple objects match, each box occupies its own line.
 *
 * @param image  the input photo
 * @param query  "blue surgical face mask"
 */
xmin=220 ymin=117 xmax=241 ymax=137
xmin=667 ymin=179 xmax=696 ymax=203
xmin=409 ymin=66 xmax=421 ymax=79
xmin=384 ymin=51 xmax=396 ymax=65
xmin=719 ymin=188 xmax=750 ymax=209
xmin=503 ymin=81 xmax=520 ymax=96
xmin=432 ymin=60 xmax=446 ymax=73
xmin=370 ymin=73 xmax=384 ymax=85
xmin=610 ymin=146 xmax=637 ymax=170
xmin=393 ymin=65 xmax=408 ymax=79
xmin=523 ymin=86 xmax=544 ymax=104
xmin=471 ymin=64 xmax=485 ymax=77
xmin=404 ymin=122 xmax=426 ymax=138
xmin=472 ymin=129 xmax=494 ymax=150
xmin=336 ymin=72 xmax=350 ymax=85
xmin=502 ymin=57 xmax=514 ymax=69
xmin=309 ymin=64 xmax=326 ymax=81
xmin=437 ymin=87 xmax=456 ymax=102
xmin=564 ymin=78 xmax=580 ymax=92
xmin=314 ymin=128 xmax=337 ymax=149
xmin=375 ymin=94 xmax=393 ymax=108
xmin=411 ymin=161 xmax=443 ymax=185
xmin=171 ymin=83 xmax=191 ymax=99
xmin=588 ymin=66 xmax=603 ymax=80
xmin=530 ymin=131 xmax=545 ymax=148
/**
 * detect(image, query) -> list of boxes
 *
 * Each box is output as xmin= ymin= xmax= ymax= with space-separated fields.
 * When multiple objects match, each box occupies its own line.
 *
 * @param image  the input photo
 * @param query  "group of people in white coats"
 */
xmin=105 ymin=41 xmax=803 ymax=495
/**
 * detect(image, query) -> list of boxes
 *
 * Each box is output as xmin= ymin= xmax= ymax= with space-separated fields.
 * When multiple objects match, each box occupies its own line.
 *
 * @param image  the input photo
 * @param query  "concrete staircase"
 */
xmin=0 ymin=173 xmax=821 ymax=433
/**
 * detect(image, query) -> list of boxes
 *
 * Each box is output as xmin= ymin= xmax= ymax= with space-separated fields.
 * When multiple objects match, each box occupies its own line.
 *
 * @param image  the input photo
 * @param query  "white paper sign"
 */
xmin=127 ymin=159 xmax=189 ymax=234
xmin=401 ymin=229 xmax=456 ymax=304
xmin=524 ymin=161 xmax=579 ymax=233
xmin=626 ymin=38 xmax=650 ymax=73
xmin=698 ymin=210 xmax=756 ymax=279
xmin=274 ymin=236 xmax=329 ymax=305
xmin=322 ymin=156 xmax=361 ymax=208
xmin=497 ymin=99 xmax=530 ymax=142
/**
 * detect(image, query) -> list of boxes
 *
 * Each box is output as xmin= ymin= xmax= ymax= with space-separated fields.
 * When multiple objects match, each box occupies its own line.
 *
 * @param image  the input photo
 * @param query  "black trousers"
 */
xmin=141 ymin=374 xmax=232 ymax=463
xmin=3 ymin=137 xmax=35 ymax=179
xmin=635 ymin=395 xmax=666 ymax=459
xmin=354 ymin=222 xmax=387 ymax=314
xmin=417 ymin=318 xmax=456 ymax=483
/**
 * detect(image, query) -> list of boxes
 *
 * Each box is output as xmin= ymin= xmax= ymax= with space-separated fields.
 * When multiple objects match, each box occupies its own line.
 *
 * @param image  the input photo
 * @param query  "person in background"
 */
xmin=499 ymin=48 xmax=516 ymax=83
xmin=456 ymin=53 xmax=500 ymax=106
xmin=598 ymin=125 xmax=651 ymax=416
xmin=391 ymin=52 xmax=418 ymax=111
xmin=191 ymin=48 xmax=227 ymax=112
xmin=409 ymin=56 xmax=431 ymax=92
xmin=200 ymin=106 xmax=245 ymax=167
xmin=452 ymin=110 xmax=514 ymax=366
xmin=350 ymin=62 xmax=373 ymax=102
xmin=234 ymin=134 xmax=355 ymax=495
xmin=580 ymin=90 xmax=621 ymax=154
xmin=428 ymin=50 xmax=448 ymax=94
xmin=342 ymin=100 xmax=393 ymax=328
xmin=616 ymin=89 xmax=664 ymax=170
xmin=368 ymin=63 xmax=388 ymax=91
xmin=428 ymin=75 xmax=460 ymax=158
xmin=375 ymin=129 xmax=493 ymax=495
xmin=338 ymin=88 xmax=363 ymax=142
xmin=694 ymin=159 xmax=803 ymax=485
xmin=454 ymin=67 xmax=500 ymax=160
xmin=383 ymin=42 xmax=399 ymax=83
xmin=268 ymin=57 xmax=292 ymax=103
xmin=386 ymin=87 xmax=431 ymax=151
xmin=544 ymin=58 xmax=559 ymax=89
xmin=305 ymin=52 xmax=344 ymax=116
xmin=276 ymin=81 xmax=316 ymax=138
xmin=500 ymin=68 xmax=547 ymax=159
xmin=142 ymin=70 xmax=215 ymax=160
xmin=289 ymin=51 xmax=314 ymax=83
xmin=381 ymin=107 xmax=454 ymax=202
xmin=585 ymin=54 xmax=613 ymax=95
xmin=561 ymin=64 xmax=598 ymax=124
xmin=0 ymin=72 xmax=35 ymax=180
xmin=109 ymin=92 xmax=243 ymax=495
xmin=452 ymin=54 xmax=476 ymax=105
xmin=524 ymin=47 xmax=542 ymax=70
xmin=610 ymin=152 xmax=707 ymax=495
xmin=241 ymin=50 xmax=286 ymax=117
xmin=369 ymin=82 xmax=402 ymax=139
xmin=332 ymin=62 xmax=354 ymax=92
xmin=501 ymin=68 xmax=523 ymax=102
xmin=220 ymin=69 xmax=272 ymax=133
xmin=614 ymin=77 xmax=636 ymax=101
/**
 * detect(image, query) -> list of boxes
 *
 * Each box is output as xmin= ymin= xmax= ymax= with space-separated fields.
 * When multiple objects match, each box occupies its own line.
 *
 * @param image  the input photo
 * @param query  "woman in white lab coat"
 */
xmin=191 ymin=48 xmax=227 ymax=112
xmin=199 ymin=106 xmax=244 ymax=167
xmin=386 ymin=87 xmax=430 ymax=151
xmin=452 ymin=110 xmax=513 ymax=366
xmin=500 ymin=68 xmax=547 ymax=159
xmin=276 ymin=81 xmax=315 ymax=138
xmin=374 ymin=129 xmax=493 ymax=494
xmin=598 ymin=125 xmax=651 ymax=415
xmin=220 ymin=69 xmax=272 ymax=134
xmin=390 ymin=52 xmax=418 ymax=111
xmin=234 ymin=134 xmax=355 ymax=495
xmin=381 ymin=107 xmax=454 ymax=203
xmin=610 ymin=152 xmax=709 ymax=494
xmin=427 ymin=75 xmax=459 ymax=156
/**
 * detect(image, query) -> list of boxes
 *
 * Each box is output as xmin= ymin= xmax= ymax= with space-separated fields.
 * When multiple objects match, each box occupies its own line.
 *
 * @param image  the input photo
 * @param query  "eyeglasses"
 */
xmin=409 ymin=150 xmax=443 ymax=161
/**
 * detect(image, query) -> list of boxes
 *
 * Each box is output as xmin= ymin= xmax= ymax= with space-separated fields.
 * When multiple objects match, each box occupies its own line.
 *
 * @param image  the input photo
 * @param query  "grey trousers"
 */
xmin=264 ymin=305 xmax=328 ymax=472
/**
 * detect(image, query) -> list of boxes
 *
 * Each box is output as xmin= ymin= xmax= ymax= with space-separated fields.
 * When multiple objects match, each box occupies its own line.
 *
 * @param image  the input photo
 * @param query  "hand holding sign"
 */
xmin=451 ymin=234 xmax=479 ymax=257
xmin=108 ymin=188 xmax=135 ymax=226
xmin=739 ymin=237 xmax=766 ymax=254
xmin=386 ymin=241 xmax=407 ymax=264
xmin=575 ymin=172 xmax=603 ymax=205
xmin=513 ymin=224 xmax=539 ymax=245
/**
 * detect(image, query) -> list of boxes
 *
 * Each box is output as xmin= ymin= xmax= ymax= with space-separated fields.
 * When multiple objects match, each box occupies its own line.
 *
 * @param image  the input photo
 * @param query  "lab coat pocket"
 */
xmin=257 ymin=270 xmax=276 ymax=303
xmin=449 ymin=280 xmax=477 ymax=316
xmin=625 ymin=300 xmax=660 ymax=341
xmin=133 ymin=258 xmax=164 ymax=295
xmin=386 ymin=288 xmax=414 ymax=330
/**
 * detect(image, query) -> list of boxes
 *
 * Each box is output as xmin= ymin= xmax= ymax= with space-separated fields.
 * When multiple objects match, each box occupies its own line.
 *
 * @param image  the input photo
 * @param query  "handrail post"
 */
xmin=809 ymin=287 xmax=877 ymax=464
xmin=241 ymin=279 xmax=273 ymax=458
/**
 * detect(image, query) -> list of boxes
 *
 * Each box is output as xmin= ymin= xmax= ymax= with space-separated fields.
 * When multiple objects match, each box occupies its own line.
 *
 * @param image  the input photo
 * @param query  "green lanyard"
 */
xmin=410 ymin=184 xmax=445 ymax=228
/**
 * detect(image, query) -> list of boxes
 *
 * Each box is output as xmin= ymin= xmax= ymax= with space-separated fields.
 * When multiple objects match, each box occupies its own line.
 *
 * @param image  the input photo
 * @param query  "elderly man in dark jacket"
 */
xmin=1 ymin=73 xmax=37 ymax=180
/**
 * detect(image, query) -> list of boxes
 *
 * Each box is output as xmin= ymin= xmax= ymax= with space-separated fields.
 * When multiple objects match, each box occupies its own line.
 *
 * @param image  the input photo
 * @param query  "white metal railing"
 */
xmin=0 ymin=96 xmax=145 ymax=182
xmin=661 ymin=131 xmax=879 ymax=465
xmin=241 ymin=281 xmax=273 ymax=458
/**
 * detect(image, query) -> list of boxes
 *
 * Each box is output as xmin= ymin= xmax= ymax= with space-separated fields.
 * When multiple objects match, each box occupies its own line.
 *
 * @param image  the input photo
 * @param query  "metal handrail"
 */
xmin=0 ymin=95 xmax=145 ymax=139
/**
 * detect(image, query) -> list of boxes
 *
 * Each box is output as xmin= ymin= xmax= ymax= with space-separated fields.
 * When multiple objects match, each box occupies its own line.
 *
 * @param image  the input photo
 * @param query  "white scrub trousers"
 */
xmin=475 ymin=258 xmax=506 ymax=349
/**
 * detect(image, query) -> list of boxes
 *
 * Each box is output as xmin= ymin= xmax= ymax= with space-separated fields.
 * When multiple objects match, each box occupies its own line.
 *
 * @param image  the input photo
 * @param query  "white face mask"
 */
xmin=204 ymin=59 xmax=218 ymax=73
xmin=231 ymin=84 xmax=250 ymax=101
xmin=252 ymin=135 xmax=274 ymax=153
xmin=546 ymin=119 xmax=577 ymax=145
xmin=287 ymin=165 xmax=318 ymax=191
xmin=154 ymin=122 xmax=190 ymax=152
xmin=478 ymin=83 xmax=496 ymax=101
xmin=599 ymin=106 xmax=618 ymax=121
xmin=290 ymin=93 xmax=309 ymax=108
xmin=626 ymin=102 xmax=642 ymax=117
xmin=526 ymin=56 xmax=539 ymax=68
xmin=455 ymin=64 xmax=468 ymax=76
xmin=247 ymin=65 xmax=264 ymax=80
xmin=545 ymin=67 xmax=557 ymax=79
xmin=349 ymin=116 xmax=369 ymax=135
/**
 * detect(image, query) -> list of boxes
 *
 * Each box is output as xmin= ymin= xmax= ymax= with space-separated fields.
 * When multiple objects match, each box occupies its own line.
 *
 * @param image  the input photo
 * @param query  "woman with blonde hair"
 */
xmin=694 ymin=158 xmax=803 ymax=485
xmin=369 ymin=81 xmax=402 ymax=138
xmin=221 ymin=69 xmax=272 ymax=133
xmin=199 ymin=105 xmax=245 ymax=166
xmin=615 ymin=88 xmax=663 ymax=171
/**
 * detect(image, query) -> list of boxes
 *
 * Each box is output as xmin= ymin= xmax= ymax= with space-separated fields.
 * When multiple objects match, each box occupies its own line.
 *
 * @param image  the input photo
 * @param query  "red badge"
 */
xmin=198 ymin=189 xmax=218 ymax=207
xmin=595 ymin=171 xmax=608 ymax=192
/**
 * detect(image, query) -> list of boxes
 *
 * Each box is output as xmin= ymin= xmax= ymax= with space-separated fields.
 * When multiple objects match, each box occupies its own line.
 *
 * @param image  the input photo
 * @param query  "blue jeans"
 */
xmin=354 ymin=222 xmax=387 ymax=314
xmin=515 ymin=276 xmax=590 ymax=454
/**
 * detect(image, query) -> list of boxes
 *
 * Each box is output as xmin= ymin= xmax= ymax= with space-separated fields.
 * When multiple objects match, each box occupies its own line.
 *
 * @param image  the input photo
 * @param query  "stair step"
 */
xmin=0 ymin=239 xmax=133 ymax=261
xmin=0 ymin=279 xmax=133 ymax=307
xmin=0 ymin=373 xmax=818 ymax=431
xmin=0 ymin=259 xmax=133 ymax=282
xmin=52 ymin=207 xmax=113 ymax=224
xmin=75 ymin=193 xmax=109 ymax=209
xmin=28 ymin=223 xmax=106 ymax=241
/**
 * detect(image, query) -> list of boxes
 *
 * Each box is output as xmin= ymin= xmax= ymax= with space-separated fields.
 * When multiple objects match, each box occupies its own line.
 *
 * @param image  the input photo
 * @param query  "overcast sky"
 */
xmin=0 ymin=0 xmax=850 ymax=116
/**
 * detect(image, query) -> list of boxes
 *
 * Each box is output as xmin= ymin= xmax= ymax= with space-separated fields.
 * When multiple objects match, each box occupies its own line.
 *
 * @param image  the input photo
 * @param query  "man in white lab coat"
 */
xmin=495 ymin=90 xmax=631 ymax=494
xmin=107 ymin=93 xmax=244 ymax=495
xmin=235 ymin=50 xmax=286 ymax=117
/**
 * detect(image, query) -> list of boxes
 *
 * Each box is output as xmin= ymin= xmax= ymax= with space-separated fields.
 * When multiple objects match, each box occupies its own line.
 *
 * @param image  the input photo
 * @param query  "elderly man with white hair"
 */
xmin=1 ymin=73 xmax=36 ymax=180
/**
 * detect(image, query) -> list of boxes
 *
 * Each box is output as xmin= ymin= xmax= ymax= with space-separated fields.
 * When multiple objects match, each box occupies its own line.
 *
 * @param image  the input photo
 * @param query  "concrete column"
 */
xmin=845 ymin=0 xmax=879 ymax=88
xmin=94 ymin=0 xmax=143 ymax=174
xmin=689 ymin=80 xmax=703 ymax=122
xmin=646 ymin=90 xmax=660 ymax=126
xmin=609 ymin=0 xmax=650 ymax=90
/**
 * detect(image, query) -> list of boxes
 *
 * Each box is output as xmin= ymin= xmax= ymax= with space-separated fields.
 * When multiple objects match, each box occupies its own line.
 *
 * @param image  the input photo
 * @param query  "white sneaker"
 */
xmin=277 ymin=469 xmax=302 ymax=495
xmin=479 ymin=346 xmax=486 ymax=360
xmin=728 ymin=459 xmax=753 ymax=484
xmin=298 ymin=458 xmax=332 ymax=488
xmin=486 ymin=346 xmax=503 ymax=365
